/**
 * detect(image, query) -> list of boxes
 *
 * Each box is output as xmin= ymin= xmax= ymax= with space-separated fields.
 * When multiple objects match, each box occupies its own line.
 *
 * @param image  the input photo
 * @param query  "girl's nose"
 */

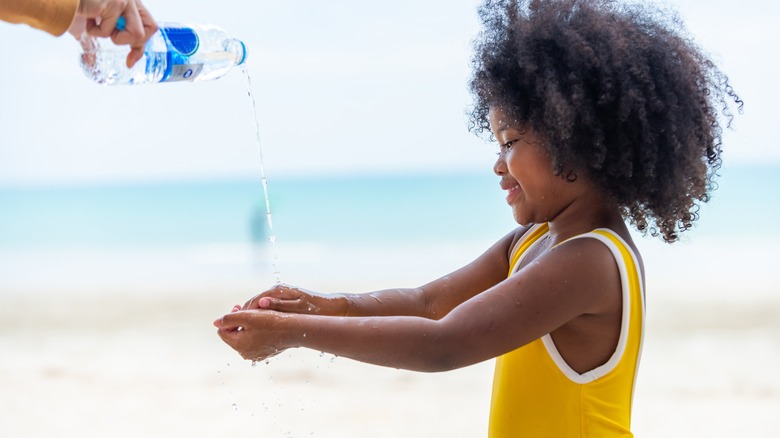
xmin=493 ymin=154 xmax=506 ymax=176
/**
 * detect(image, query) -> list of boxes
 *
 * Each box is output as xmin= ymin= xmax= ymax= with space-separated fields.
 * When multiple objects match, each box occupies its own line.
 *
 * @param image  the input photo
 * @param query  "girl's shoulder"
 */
xmin=551 ymin=226 xmax=645 ymax=292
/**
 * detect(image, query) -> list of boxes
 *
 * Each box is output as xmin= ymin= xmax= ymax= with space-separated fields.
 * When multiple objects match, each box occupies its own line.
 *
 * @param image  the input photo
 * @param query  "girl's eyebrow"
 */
xmin=495 ymin=122 xmax=514 ymax=133
xmin=498 ymin=125 xmax=523 ymax=135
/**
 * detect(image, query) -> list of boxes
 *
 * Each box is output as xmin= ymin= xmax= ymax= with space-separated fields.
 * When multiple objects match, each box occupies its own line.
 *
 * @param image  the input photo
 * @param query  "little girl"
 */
xmin=215 ymin=0 xmax=741 ymax=436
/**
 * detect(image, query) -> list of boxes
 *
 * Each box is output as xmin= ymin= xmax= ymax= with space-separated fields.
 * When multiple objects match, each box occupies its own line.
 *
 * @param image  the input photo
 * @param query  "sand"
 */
xmin=1 ymin=239 xmax=779 ymax=437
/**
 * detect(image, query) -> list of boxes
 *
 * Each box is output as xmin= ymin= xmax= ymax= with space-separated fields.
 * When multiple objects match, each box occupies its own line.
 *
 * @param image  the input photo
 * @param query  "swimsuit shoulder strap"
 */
xmin=507 ymin=223 xmax=550 ymax=276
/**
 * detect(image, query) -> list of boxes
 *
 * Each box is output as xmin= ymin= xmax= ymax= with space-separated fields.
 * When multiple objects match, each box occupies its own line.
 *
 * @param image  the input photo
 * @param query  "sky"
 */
xmin=0 ymin=0 xmax=776 ymax=187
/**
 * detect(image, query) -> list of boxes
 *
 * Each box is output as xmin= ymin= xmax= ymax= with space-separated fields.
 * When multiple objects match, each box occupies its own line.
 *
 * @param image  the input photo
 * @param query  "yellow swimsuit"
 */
xmin=488 ymin=223 xmax=645 ymax=437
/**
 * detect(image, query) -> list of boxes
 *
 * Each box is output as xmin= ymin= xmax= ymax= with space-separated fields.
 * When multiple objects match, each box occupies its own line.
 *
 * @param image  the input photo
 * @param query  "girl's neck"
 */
xmin=546 ymin=192 xmax=624 ymax=245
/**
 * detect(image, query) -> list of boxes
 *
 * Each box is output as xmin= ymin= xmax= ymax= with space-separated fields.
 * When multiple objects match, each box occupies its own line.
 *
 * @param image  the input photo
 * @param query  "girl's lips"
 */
xmin=503 ymin=183 xmax=521 ymax=204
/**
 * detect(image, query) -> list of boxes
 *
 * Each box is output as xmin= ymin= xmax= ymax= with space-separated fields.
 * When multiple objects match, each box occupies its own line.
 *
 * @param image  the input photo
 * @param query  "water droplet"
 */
xmin=231 ymin=403 xmax=238 ymax=411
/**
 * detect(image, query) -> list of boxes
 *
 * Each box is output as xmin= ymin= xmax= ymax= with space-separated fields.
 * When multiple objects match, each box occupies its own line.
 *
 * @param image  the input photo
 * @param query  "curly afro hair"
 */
xmin=469 ymin=0 xmax=742 ymax=242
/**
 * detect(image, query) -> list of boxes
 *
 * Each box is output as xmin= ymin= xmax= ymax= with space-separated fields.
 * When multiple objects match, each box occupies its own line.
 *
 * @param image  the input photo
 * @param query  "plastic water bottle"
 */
xmin=79 ymin=21 xmax=247 ymax=85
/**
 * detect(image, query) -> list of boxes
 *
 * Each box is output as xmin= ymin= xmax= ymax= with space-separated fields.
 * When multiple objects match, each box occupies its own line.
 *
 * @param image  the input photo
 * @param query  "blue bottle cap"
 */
xmin=236 ymin=40 xmax=247 ymax=65
xmin=116 ymin=16 xmax=126 ymax=31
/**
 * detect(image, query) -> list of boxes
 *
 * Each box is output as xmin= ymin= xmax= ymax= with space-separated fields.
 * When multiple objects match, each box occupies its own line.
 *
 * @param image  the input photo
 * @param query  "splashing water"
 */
xmin=242 ymin=64 xmax=281 ymax=284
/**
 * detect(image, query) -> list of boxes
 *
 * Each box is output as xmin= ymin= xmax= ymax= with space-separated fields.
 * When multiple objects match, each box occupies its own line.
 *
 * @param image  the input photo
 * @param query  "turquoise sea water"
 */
xmin=0 ymin=172 xmax=513 ymax=250
xmin=0 ymin=164 xmax=776 ymax=293
xmin=0 ymin=164 xmax=776 ymax=251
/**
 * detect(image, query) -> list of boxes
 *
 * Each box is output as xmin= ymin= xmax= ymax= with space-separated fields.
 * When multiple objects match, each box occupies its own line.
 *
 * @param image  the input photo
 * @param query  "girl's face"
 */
xmin=489 ymin=108 xmax=580 ymax=226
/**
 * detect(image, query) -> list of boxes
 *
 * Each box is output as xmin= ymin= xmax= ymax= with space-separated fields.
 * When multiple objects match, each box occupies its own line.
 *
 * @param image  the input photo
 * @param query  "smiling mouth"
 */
xmin=504 ymin=183 xmax=521 ymax=203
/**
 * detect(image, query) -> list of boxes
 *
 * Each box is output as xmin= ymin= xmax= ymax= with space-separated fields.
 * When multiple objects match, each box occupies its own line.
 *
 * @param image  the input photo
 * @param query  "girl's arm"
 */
xmin=240 ymin=228 xmax=526 ymax=320
xmin=215 ymin=236 xmax=622 ymax=372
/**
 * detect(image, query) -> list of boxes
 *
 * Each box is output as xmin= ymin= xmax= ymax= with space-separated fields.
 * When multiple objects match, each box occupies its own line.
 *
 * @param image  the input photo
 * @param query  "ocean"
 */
xmin=0 ymin=172 xmax=512 ymax=249
xmin=0 ymin=164 xmax=776 ymax=293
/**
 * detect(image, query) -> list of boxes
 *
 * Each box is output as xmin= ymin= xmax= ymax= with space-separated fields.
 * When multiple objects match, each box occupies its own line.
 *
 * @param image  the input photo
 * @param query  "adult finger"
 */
xmin=104 ymin=2 xmax=146 ymax=67
xmin=125 ymin=47 xmax=144 ymax=68
xmin=129 ymin=0 xmax=158 ymax=66
xmin=136 ymin=0 xmax=158 ymax=35
xmin=85 ymin=3 xmax=122 ymax=38
xmin=112 ymin=1 xmax=143 ymax=45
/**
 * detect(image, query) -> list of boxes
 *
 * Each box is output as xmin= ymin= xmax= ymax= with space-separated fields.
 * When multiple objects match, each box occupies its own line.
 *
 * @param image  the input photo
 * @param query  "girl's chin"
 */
xmin=512 ymin=210 xmax=532 ymax=226
xmin=511 ymin=204 xmax=544 ymax=227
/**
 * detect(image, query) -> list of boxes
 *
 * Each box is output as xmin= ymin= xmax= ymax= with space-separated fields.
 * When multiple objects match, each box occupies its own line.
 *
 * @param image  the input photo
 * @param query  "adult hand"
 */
xmin=69 ymin=0 xmax=158 ymax=68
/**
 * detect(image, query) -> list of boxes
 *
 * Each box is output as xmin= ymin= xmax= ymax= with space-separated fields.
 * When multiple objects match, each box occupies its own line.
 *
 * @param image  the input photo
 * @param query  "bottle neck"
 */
xmin=226 ymin=38 xmax=247 ymax=66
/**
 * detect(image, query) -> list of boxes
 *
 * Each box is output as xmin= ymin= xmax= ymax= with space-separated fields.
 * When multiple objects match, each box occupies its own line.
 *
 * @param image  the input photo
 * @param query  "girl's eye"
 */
xmin=496 ymin=140 xmax=517 ymax=155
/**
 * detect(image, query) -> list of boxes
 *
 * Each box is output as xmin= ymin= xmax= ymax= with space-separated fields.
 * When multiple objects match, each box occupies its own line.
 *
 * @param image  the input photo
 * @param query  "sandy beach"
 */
xmin=1 ymin=239 xmax=779 ymax=437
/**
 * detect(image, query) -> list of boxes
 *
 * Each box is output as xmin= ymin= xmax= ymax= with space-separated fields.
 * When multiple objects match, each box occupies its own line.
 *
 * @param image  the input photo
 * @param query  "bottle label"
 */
xmin=162 ymin=26 xmax=200 ymax=56
xmin=165 ymin=64 xmax=205 ymax=82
